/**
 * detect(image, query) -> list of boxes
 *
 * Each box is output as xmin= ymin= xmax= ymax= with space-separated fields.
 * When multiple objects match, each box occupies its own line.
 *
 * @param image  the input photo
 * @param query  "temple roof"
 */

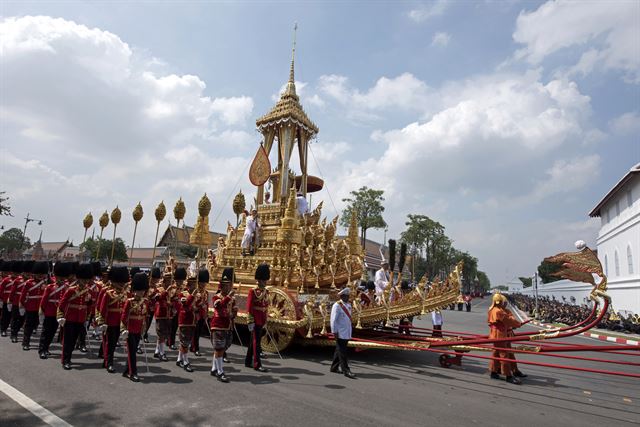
xmin=255 ymin=52 xmax=319 ymax=135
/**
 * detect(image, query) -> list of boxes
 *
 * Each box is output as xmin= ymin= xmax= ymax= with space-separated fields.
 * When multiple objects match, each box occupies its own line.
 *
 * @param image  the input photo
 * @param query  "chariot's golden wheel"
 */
xmin=262 ymin=287 xmax=296 ymax=353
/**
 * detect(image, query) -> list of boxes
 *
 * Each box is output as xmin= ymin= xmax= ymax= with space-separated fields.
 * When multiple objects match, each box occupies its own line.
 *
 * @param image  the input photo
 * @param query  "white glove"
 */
xmin=120 ymin=329 xmax=129 ymax=337
xmin=7 ymin=303 xmax=12 ymax=311
xmin=19 ymin=307 xmax=25 ymax=316
xmin=58 ymin=318 xmax=66 ymax=327
xmin=248 ymin=323 xmax=255 ymax=332
xmin=98 ymin=324 xmax=107 ymax=334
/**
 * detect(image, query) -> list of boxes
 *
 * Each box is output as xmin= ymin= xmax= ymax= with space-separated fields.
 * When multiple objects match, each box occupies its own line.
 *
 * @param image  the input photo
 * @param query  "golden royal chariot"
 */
xmin=83 ymin=45 xmax=463 ymax=353
xmin=80 ymin=37 xmax=639 ymax=379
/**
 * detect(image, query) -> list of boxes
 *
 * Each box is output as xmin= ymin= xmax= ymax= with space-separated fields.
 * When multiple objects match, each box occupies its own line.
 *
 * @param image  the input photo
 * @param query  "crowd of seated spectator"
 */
xmin=507 ymin=294 xmax=640 ymax=335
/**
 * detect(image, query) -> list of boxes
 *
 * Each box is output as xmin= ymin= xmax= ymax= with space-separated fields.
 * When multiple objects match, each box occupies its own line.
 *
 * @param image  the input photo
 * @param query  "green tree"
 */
xmin=0 ymin=191 xmax=12 ymax=216
xmin=178 ymin=244 xmax=198 ymax=259
xmin=0 ymin=228 xmax=30 ymax=255
xmin=519 ymin=276 xmax=533 ymax=288
xmin=340 ymin=186 xmax=386 ymax=247
xmin=477 ymin=271 xmax=491 ymax=292
xmin=538 ymin=259 xmax=562 ymax=284
xmin=80 ymin=237 xmax=128 ymax=262
xmin=454 ymin=251 xmax=478 ymax=292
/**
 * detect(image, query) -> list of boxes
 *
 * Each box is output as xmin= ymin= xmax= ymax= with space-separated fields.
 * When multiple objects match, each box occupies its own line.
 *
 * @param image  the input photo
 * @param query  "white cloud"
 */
xmin=609 ymin=111 xmax=640 ymax=136
xmin=431 ymin=32 xmax=451 ymax=47
xmin=408 ymin=0 xmax=449 ymax=23
xmin=513 ymin=0 xmax=640 ymax=83
xmin=317 ymin=72 xmax=431 ymax=119
xmin=0 ymin=15 xmax=257 ymax=247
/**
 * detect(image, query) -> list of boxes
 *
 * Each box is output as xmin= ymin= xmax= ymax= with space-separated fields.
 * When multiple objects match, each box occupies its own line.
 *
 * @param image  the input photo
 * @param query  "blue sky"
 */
xmin=1 ymin=1 xmax=639 ymax=284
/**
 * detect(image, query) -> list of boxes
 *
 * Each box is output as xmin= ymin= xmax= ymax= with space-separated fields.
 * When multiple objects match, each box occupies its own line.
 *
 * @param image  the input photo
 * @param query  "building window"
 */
xmin=604 ymin=255 xmax=608 ymax=276
xmin=628 ymin=245 xmax=634 ymax=275
xmin=614 ymin=250 xmax=620 ymax=276
xmin=615 ymin=201 xmax=620 ymax=216
xmin=628 ymin=190 xmax=633 ymax=208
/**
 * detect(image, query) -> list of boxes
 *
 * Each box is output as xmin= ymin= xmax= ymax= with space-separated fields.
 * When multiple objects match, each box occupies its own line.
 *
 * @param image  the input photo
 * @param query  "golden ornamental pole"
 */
xmin=232 ymin=190 xmax=246 ymax=251
xmin=151 ymin=201 xmax=166 ymax=269
xmin=82 ymin=212 xmax=93 ymax=246
xmin=129 ymin=202 xmax=144 ymax=267
xmin=190 ymin=193 xmax=212 ymax=269
xmin=96 ymin=211 xmax=109 ymax=260
xmin=109 ymin=206 xmax=122 ymax=267
xmin=173 ymin=197 xmax=186 ymax=258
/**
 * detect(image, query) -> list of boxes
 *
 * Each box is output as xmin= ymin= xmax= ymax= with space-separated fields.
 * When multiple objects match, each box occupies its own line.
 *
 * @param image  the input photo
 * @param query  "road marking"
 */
xmin=0 ymin=378 xmax=72 ymax=427
xmin=583 ymin=391 xmax=591 ymax=395
xmin=623 ymin=397 xmax=632 ymax=403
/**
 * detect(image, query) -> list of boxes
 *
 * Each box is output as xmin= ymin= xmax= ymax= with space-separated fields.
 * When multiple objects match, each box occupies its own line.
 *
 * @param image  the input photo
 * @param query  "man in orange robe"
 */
xmin=487 ymin=293 xmax=527 ymax=384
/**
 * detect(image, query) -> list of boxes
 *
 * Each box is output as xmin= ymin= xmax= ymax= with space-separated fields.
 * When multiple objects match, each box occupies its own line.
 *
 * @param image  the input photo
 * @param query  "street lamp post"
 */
xmin=21 ymin=213 xmax=43 ymax=255
xmin=534 ymin=271 xmax=539 ymax=319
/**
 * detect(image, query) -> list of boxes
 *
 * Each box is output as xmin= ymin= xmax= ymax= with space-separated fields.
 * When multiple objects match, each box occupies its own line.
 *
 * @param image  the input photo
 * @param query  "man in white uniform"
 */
xmin=241 ymin=209 xmax=260 ymax=256
xmin=296 ymin=192 xmax=308 ymax=216
xmin=431 ymin=310 xmax=443 ymax=337
xmin=330 ymin=288 xmax=356 ymax=379
xmin=374 ymin=261 xmax=390 ymax=297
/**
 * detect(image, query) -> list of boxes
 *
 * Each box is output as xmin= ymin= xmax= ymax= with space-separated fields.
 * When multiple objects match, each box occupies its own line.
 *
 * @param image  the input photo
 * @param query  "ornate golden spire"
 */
xmin=256 ymin=22 xmax=318 ymax=135
xmin=285 ymin=22 xmax=298 ymax=98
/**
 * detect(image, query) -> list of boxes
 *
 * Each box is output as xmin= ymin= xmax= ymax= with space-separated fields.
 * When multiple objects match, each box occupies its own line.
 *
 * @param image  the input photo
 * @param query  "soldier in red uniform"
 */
xmin=245 ymin=263 xmax=270 ymax=372
xmin=191 ymin=269 xmax=210 ymax=357
xmin=121 ymin=272 xmax=149 ymax=382
xmin=38 ymin=262 xmax=70 ymax=359
xmin=96 ymin=266 xmax=129 ymax=373
xmin=143 ymin=267 xmax=162 ymax=344
xmin=0 ymin=261 xmax=15 ymax=336
xmin=210 ymin=267 xmax=236 ymax=382
xmin=168 ymin=267 xmax=186 ymax=350
xmin=176 ymin=268 xmax=195 ymax=372
xmin=57 ymin=263 xmax=94 ymax=370
xmin=153 ymin=274 xmax=174 ymax=362
xmin=9 ymin=261 xmax=30 ymax=343
xmin=19 ymin=261 xmax=48 ymax=350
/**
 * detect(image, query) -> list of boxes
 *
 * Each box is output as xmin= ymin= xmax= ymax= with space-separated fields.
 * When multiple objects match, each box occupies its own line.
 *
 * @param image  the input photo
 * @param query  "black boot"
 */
xmin=506 ymin=376 xmax=522 ymax=385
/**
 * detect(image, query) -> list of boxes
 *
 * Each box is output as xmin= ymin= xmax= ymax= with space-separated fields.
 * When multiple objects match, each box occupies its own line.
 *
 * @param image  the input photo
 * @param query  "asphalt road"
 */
xmin=1 ymin=298 xmax=638 ymax=427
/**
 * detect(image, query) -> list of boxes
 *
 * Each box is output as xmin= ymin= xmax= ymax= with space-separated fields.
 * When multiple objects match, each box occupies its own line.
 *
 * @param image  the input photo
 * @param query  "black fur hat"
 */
xmin=69 ymin=261 xmax=80 ymax=276
xmin=130 ymin=266 xmax=141 ymax=278
xmin=53 ymin=262 xmax=71 ymax=278
xmin=198 ymin=268 xmax=210 ymax=283
xmin=174 ymin=267 xmax=187 ymax=281
xmin=108 ymin=266 xmax=129 ymax=283
xmin=131 ymin=272 xmax=149 ymax=291
xmin=22 ymin=260 xmax=35 ymax=273
xmin=91 ymin=261 xmax=102 ymax=277
xmin=151 ymin=267 xmax=162 ymax=279
xmin=76 ymin=263 xmax=94 ymax=280
xmin=400 ymin=280 xmax=410 ymax=290
xmin=220 ymin=267 xmax=234 ymax=284
xmin=32 ymin=261 xmax=49 ymax=275
xmin=254 ymin=263 xmax=270 ymax=281
xmin=0 ymin=260 xmax=11 ymax=272
xmin=366 ymin=281 xmax=376 ymax=291
xmin=12 ymin=260 xmax=23 ymax=273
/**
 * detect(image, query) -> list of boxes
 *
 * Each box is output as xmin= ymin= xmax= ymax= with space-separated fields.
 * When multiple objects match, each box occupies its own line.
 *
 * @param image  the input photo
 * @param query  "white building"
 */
xmin=588 ymin=162 xmax=640 ymax=314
